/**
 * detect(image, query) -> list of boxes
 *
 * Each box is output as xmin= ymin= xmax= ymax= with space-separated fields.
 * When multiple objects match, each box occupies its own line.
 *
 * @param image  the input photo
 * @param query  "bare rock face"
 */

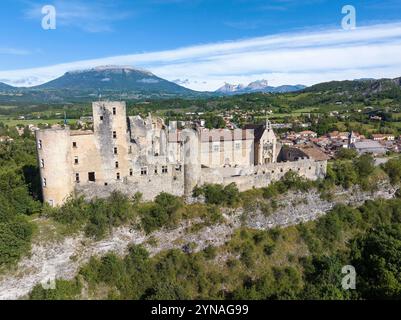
xmin=245 ymin=182 xmax=396 ymax=230
xmin=0 ymin=182 xmax=396 ymax=300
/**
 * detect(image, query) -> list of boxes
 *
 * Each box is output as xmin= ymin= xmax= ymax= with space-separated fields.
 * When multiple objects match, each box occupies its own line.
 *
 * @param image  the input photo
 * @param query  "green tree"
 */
xmin=30 ymin=279 xmax=82 ymax=300
xmin=336 ymin=148 xmax=358 ymax=160
xmin=354 ymin=154 xmax=375 ymax=178
xmin=350 ymin=224 xmax=401 ymax=299
xmin=383 ymin=157 xmax=401 ymax=184
xmin=301 ymin=255 xmax=354 ymax=300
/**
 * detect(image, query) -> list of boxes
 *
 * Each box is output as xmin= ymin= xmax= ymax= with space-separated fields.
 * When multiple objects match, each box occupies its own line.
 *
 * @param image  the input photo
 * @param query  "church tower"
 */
xmin=348 ymin=131 xmax=356 ymax=147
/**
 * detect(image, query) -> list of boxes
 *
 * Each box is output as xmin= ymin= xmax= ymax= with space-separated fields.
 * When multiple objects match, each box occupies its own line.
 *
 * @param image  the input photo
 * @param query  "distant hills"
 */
xmin=0 ymin=67 xmax=308 ymax=104
xmin=216 ymin=80 xmax=306 ymax=95
xmin=1 ymin=65 xmax=401 ymax=105
xmin=305 ymin=77 xmax=401 ymax=97
xmin=0 ymin=82 xmax=14 ymax=90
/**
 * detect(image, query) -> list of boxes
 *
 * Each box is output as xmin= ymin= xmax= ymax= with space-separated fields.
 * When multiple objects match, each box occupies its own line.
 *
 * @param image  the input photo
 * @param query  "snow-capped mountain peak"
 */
xmin=247 ymin=79 xmax=269 ymax=90
xmin=215 ymin=79 xmax=306 ymax=94
xmin=216 ymin=82 xmax=246 ymax=93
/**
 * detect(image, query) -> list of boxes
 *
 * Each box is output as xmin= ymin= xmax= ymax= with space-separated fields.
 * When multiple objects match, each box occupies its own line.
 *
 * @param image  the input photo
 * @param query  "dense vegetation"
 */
xmin=0 ymin=123 xmax=40 ymax=267
xmin=30 ymin=196 xmax=401 ymax=300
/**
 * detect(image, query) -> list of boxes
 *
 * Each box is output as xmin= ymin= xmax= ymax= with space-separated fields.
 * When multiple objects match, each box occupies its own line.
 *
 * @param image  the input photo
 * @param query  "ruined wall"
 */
xmin=198 ymin=129 xmax=254 ymax=168
xmin=200 ymin=138 xmax=254 ymax=168
xmin=200 ymin=159 xmax=327 ymax=192
xmin=75 ymin=163 xmax=184 ymax=201
xmin=70 ymin=131 xmax=105 ymax=184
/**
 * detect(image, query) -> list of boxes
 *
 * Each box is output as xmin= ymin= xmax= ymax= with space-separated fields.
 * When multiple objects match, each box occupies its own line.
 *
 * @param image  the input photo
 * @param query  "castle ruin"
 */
xmin=36 ymin=101 xmax=327 ymax=206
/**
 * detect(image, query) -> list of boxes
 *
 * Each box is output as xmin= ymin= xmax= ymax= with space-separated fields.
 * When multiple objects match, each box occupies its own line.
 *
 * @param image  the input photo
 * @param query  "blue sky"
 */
xmin=1 ymin=0 xmax=401 ymax=90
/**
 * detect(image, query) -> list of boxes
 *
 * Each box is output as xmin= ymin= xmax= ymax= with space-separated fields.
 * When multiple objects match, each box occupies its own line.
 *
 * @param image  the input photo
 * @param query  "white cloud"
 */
xmin=0 ymin=47 xmax=30 ymax=55
xmin=1 ymin=21 xmax=401 ymax=90
xmin=24 ymin=0 xmax=133 ymax=33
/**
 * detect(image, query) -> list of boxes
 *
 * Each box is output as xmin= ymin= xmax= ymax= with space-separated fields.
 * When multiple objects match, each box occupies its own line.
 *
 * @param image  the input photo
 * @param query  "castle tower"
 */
xmin=92 ymin=101 xmax=129 ymax=183
xmin=36 ymin=127 xmax=74 ymax=206
xmin=182 ymin=128 xmax=201 ymax=198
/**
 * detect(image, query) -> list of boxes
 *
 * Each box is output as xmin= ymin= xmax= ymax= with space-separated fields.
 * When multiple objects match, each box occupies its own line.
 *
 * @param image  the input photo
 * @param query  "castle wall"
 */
xmin=75 ymin=159 xmax=326 ymax=201
xmin=75 ymin=163 xmax=184 ymax=201
xmin=200 ymin=138 xmax=254 ymax=168
xmin=200 ymin=159 xmax=327 ymax=192
xmin=70 ymin=131 xmax=105 ymax=183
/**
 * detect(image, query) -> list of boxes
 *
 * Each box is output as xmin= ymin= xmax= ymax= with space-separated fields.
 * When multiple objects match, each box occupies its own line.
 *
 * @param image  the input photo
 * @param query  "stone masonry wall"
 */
xmin=200 ymin=159 xmax=327 ymax=192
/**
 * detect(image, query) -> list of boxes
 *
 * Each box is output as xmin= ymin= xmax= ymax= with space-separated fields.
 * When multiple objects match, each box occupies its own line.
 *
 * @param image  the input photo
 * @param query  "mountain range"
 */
xmin=0 ymin=65 xmax=401 ymax=104
xmin=216 ymin=80 xmax=306 ymax=94
xmin=0 ymin=66 xmax=306 ymax=103
xmin=0 ymin=66 xmax=204 ymax=103
xmin=0 ymin=82 xmax=14 ymax=90
xmin=34 ymin=66 xmax=193 ymax=95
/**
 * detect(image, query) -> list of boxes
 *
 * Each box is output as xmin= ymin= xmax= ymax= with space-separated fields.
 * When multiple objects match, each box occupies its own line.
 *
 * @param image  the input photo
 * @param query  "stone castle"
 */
xmin=36 ymin=101 xmax=327 ymax=206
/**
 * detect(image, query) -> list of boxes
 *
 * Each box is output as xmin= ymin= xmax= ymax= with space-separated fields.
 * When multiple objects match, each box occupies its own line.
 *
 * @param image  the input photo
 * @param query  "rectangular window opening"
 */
xmin=88 ymin=172 xmax=96 ymax=182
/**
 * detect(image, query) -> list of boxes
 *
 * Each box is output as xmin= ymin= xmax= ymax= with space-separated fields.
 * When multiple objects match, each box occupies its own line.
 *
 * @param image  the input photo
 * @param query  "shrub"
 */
xmin=350 ymin=224 xmax=401 ymax=299
xmin=327 ymin=161 xmax=358 ymax=189
xmin=194 ymin=183 xmax=240 ymax=207
xmin=203 ymin=245 xmax=217 ymax=260
xmin=336 ymin=148 xmax=358 ymax=160
xmin=29 ymin=278 xmax=82 ymax=300
xmin=353 ymin=154 xmax=375 ymax=178
xmin=0 ymin=215 xmax=34 ymax=266
xmin=383 ymin=157 xmax=401 ymax=184
xmin=140 ymin=193 xmax=183 ymax=233
xmin=50 ymin=192 xmax=136 ymax=239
